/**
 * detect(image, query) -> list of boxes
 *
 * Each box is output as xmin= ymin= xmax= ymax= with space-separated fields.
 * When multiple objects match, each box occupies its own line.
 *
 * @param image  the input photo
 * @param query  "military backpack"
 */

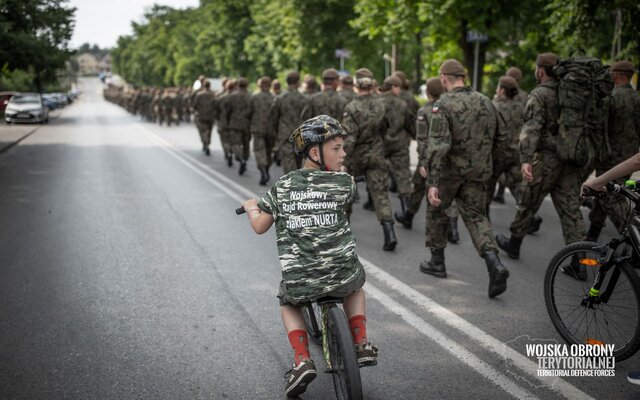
xmin=553 ymin=56 xmax=613 ymax=168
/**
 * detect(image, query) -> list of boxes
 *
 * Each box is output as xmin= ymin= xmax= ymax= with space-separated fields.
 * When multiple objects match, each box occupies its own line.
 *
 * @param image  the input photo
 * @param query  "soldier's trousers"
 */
xmin=486 ymin=160 xmax=522 ymax=211
xmin=384 ymin=144 xmax=412 ymax=197
xmin=218 ymin=128 xmax=233 ymax=156
xmin=510 ymin=151 xmax=585 ymax=243
xmin=588 ymin=174 xmax=630 ymax=233
xmin=407 ymin=168 xmax=458 ymax=218
xmin=347 ymin=149 xmax=393 ymax=222
xmin=252 ymin=132 xmax=275 ymax=168
xmin=426 ymin=178 xmax=496 ymax=255
xmin=230 ymin=129 xmax=251 ymax=162
xmin=195 ymin=119 xmax=214 ymax=146
xmin=279 ymin=138 xmax=301 ymax=174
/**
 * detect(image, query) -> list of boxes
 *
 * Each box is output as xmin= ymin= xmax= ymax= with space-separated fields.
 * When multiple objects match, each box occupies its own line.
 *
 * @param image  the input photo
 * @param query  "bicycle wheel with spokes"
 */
xmin=302 ymin=302 xmax=323 ymax=345
xmin=544 ymin=241 xmax=640 ymax=361
xmin=326 ymin=306 xmax=363 ymax=400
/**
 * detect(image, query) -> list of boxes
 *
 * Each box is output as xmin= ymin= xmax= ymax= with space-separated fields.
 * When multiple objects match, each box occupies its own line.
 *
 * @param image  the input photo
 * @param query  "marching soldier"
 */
xmin=338 ymin=75 xmax=357 ymax=103
xmin=272 ymin=71 xmax=307 ymax=174
xmin=420 ymin=59 xmax=509 ymax=299
xmin=342 ymin=68 xmax=398 ymax=251
xmin=301 ymin=68 xmax=349 ymax=120
xmin=192 ymin=80 xmax=217 ymax=156
xmin=250 ymin=76 xmax=275 ymax=185
xmin=222 ymin=77 xmax=252 ymax=175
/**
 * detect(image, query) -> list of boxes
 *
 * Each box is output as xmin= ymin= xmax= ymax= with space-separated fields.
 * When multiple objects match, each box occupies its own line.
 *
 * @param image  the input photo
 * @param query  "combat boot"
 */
xmin=493 ymin=183 xmax=506 ymax=204
xmin=448 ymin=216 xmax=460 ymax=244
xmin=363 ymin=192 xmax=375 ymax=211
xmin=259 ymin=166 xmax=269 ymax=186
xmin=496 ymin=234 xmax=522 ymax=260
xmin=419 ymin=248 xmax=446 ymax=278
xmin=394 ymin=197 xmax=413 ymax=229
xmin=484 ymin=251 xmax=509 ymax=298
xmin=526 ymin=215 xmax=543 ymax=235
xmin=382 ymin=221 xmax=397 ymax=251
xmin=225 ymin=152 xmax=233 ymax=167
xmin=239 ymin=160 xmax=247 ymax=176
xmin=204 ymin=146 xmax=210 ymax=156
xmin=585 ymin=224 xmax=602 ymax=242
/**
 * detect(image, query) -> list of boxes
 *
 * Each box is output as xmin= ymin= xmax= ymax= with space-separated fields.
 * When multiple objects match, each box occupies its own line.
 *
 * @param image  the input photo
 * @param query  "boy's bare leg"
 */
xmin=343 ymin=289 xmax=366 ymax=319
xmin=281 ymin=305 xmax=306 ymax=332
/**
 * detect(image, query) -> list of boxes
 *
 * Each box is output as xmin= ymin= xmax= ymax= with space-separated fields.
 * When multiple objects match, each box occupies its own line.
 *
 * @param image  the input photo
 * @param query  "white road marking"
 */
xmin=141 ymin=126 xmax=595 ymax=400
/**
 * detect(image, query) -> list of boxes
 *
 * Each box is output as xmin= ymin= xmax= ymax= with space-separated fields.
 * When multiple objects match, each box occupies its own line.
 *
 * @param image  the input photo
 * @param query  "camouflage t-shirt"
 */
xmin=258 ymin=169 xmax=364 ymax=302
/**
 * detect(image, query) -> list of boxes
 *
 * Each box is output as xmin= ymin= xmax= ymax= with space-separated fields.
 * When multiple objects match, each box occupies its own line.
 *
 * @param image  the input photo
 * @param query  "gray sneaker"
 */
xmin=284 ymin=359 xmax=317 ymax=397
xmin=355 ymin=342 xmax=378 ymax=367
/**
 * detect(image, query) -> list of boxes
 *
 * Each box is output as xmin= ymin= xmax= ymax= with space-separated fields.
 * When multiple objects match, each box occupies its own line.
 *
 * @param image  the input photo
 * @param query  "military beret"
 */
xmin=303 ymin=74 xmax=317 ymax=83
xmin=355 ymin=68 xmax=373 ymax=79
xmin=536 ymin=53 xmax=558 ymax=67
xmin=259 ymin=76 xmax=271 ymax=86
xmin=393 ymin=70 xmax=407 ymax=82
xmin=506 ymin=67 xmax=523 ymax=82
xmin=383 ymin=76 xmax=402 ymax=87
xmin=286 ymin=71 xmax=300 ymax=81
xmin=322 ymin=68 xmax=339 ymax=80
xmin=236 ymin=77 xmax=249 ymax=88
xmin=611 ymin=60 xmax=635 ymax=73
xmin=498 ymin=76 xmax=518 ymax=90
xmin=272 ymin=79 xmax=281 ymax=88
xmin=426 ymin=78 xmax=444 ymax=97
xmin=340 ymin=75 xmax=353 ymax=85
xmin=440 ymin=59 xmax=466 ymax=76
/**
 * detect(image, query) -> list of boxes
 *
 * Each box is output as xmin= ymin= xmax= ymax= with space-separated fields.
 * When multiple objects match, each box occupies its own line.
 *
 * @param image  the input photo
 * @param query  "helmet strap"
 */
xmin=306 ymin=144 xmax=327 ymax=171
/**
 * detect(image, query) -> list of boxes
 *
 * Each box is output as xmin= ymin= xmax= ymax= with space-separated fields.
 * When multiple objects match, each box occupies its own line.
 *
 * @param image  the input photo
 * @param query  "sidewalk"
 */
xmin=0 ymin=111 xmax=59 ymax=154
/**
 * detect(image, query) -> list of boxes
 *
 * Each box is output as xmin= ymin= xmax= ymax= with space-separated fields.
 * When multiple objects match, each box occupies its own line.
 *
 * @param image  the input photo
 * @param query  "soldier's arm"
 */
xmin=426 ymin=102 xmax=451 ymax=187
xmin=416 ymin=108 xmax=429 ymax=168
xmin=519 ymin=92 xmax=545 ymax=164
xmin=341 ymin=108 xmax=359 ymax=156
xmin=491 ymin=102 xmax=510 ymax=164
xmin=405 ymin=105 xmax=417 ymax=140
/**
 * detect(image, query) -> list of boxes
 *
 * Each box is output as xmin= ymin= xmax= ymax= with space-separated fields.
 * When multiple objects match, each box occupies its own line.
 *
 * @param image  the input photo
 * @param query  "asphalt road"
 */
xmin=0 ymin=78 xmax=638 ymax=400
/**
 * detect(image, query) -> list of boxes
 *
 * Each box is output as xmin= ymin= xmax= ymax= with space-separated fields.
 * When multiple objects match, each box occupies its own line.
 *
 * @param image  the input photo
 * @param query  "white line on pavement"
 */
xmin=142 ymin=127 xmax=594 ymax=400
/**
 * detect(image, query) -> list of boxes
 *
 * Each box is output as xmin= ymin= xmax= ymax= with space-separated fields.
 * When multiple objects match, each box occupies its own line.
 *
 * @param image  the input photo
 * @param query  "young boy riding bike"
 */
xmin=241 ymin=115 xmax=378 ymax=397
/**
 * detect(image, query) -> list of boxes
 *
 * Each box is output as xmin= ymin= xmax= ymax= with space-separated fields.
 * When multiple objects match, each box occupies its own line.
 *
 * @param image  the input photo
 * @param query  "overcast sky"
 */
xmin=69 ymin=0 xmax=199 ymax=49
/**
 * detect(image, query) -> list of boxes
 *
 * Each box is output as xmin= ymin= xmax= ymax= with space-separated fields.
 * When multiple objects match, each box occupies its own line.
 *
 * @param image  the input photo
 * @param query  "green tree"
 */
xmin=0 ymin=0 xmax=76 ymax=91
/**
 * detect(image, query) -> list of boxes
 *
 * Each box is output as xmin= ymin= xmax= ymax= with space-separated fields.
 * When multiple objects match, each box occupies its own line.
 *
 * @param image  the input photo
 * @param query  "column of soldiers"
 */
xmin=103 ymin=85 xmax=193 ymax=126
xmin=105 ymin=57 xmax=639 ymax=299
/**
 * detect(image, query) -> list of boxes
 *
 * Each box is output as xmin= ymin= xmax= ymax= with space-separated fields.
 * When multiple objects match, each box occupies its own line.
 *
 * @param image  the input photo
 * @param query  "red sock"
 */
xmin=349 ymin=315 xmax=367 ymax=345
xmin=288 ymin=329 xmax=310 ymax=365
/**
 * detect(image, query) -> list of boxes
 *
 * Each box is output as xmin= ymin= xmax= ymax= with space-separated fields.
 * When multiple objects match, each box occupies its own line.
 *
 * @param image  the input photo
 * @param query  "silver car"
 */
xmin=5 ymin=93 xmax=49 ymax=124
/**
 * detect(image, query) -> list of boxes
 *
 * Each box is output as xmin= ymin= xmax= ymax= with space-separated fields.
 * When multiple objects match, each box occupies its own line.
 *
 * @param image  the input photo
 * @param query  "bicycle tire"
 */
xmin=544 ymin=241 xmax=640 ymax=361
xmin=327 ymin=306 xmax=363 ymax=400
xmin=302 ymin=302 xmax=323 ymax=345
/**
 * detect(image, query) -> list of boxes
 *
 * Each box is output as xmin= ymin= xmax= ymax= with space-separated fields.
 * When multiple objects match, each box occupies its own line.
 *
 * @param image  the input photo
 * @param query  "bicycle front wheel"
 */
xmin=544 ymin=241 xmax=640 ymax=361
xmin=327 ymin=306 xmax=363 ymax=400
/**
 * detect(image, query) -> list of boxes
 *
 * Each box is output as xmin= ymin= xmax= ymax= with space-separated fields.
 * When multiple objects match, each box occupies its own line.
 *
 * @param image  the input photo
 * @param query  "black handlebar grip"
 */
xmin=235 ymin=207 xmax=246 ymax=215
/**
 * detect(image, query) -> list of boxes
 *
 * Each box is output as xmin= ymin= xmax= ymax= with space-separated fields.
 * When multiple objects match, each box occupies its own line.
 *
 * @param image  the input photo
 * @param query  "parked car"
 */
xmin=41 ymin=95 xmax=59 ymax=110
xmin=0 ymin=91 xmax=18 ymax=114
xmin=4 ymin=93 xmax=49 ymax=124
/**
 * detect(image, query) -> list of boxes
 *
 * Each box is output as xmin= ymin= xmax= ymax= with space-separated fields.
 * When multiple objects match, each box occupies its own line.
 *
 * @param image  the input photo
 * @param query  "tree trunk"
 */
xmin=414 ymin=31 xmax=422 ymax=92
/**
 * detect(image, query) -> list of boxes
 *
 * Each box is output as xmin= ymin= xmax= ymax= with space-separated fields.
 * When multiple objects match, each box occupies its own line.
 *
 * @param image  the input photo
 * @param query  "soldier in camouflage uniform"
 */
xmin=192 ymin=80 xmax=217 ymax=156
xmin=240 ymin=115 xmax=377 ymax=397
xmin=493 ymin=67 xmax=529 ymax=204
xmin=250 ymin=76 xmax=275 ymax=185
xmin=585 ymin=61 xmax=640 ymax=242
xmin=395 ymin=78 xmax=461 ymax=244
xmin=342 ymin=68 xmax=398 ymax=251
xmin=302 ymin=75 xmax=318 ymax=98
xmin=271 ymin=79 xmax=281 ymax=96
xmin=217 ymin=79 xmax=236 ymax=167
xmin=338 ymin=75 xmax=357 ymax=103
xmin=302 ymin=68 xmax=349 ymax=121
xmin=420 ymin=59 xmax=510 ymax=299
xmin=487 ymin=76 xmax=525 ymax=212
xmin=379 ymin=76 xmax=416 ymax=222
xmin=497 ymin=53 xmax=586 ymax=262
xmin=272 ymin=71 xmax=306 ymax=174
xmin=222 ymin=77 xmax=252 ymax=175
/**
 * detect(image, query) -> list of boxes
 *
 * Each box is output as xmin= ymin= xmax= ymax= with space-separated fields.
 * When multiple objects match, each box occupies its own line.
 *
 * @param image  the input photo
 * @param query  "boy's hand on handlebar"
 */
xmin=242 ymin=199 xmax=259 ymax=213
